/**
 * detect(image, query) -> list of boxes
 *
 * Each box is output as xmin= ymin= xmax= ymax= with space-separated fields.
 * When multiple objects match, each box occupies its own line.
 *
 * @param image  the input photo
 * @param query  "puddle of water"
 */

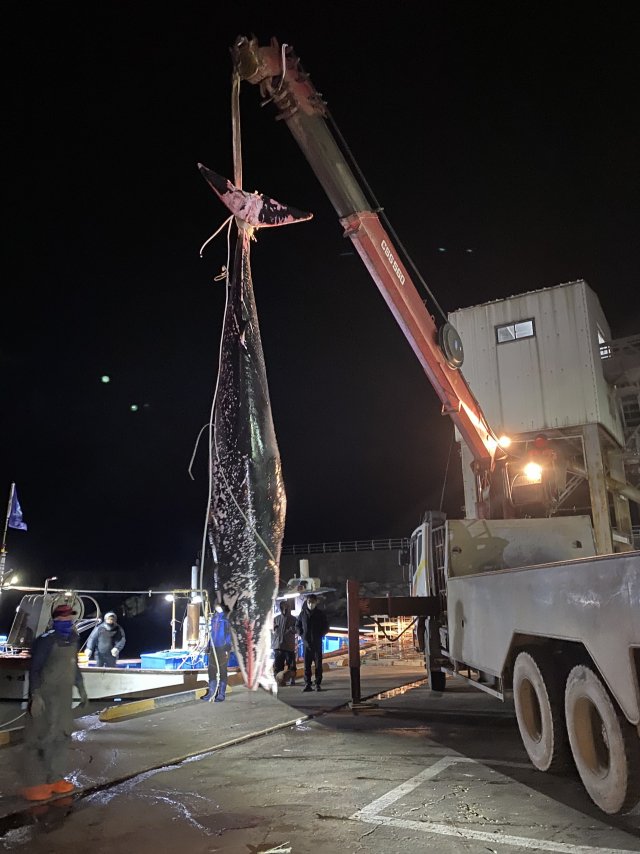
xmin=0 ymin=811 xmax=34 ymax=845
xmin=147 ymin=793 xmax=215 ymax=835
xmin=72 ymin=718 xmax=106 ymax=741
xmin=84 ymin=764 xmax=176 ymax=806
xmin=0 ymin=797 xmax=76 ymax=848
xmin=373 ymin=679 xmax=428 ymax=700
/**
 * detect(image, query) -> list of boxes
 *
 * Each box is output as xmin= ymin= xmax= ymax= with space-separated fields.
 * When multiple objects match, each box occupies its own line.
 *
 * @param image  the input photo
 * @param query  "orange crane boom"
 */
xmin=232 ymin=37 xmax=507 ymax=517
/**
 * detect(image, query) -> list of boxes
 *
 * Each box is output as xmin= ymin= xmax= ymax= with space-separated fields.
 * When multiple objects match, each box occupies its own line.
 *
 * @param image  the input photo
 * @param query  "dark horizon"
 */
xmin=2 ymin=3 xmax=638 ymax=589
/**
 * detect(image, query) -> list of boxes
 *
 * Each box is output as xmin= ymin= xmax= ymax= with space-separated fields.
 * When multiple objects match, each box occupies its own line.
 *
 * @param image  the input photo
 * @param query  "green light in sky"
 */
xmin=130 ymin=405 xmax=138 ymax=412
xmin=101 ymin=376 xmax=110 ymax=383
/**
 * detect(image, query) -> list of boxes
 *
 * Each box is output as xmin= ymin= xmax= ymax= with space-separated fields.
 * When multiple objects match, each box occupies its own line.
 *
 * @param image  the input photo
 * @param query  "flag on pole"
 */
xmin=8 ymin=487 xmax=27 ymax=531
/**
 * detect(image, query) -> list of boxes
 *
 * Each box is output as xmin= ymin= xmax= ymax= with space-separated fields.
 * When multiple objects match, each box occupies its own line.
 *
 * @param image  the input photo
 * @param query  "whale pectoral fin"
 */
xmin=198 ymin=164 xmax=312 ymax=228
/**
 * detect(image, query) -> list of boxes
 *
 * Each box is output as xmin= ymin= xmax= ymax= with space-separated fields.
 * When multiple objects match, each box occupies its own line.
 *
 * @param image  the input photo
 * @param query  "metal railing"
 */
xmin=282 ymin=538 xmax=409 ymax=556
xmin=601 ymin=333 xmax=640 ymax=361
xmin=364 ymin=615 xmax=423 ymax=664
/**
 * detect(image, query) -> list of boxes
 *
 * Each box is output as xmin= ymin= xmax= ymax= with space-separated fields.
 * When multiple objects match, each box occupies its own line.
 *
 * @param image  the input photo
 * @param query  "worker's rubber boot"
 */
xmin=21 ymin=785 xmax=52 ymax=802
xmin=201 ymin=680 xmax=217 ymax=701
xmin=50 ymin=779 xmax=75 ymax=794
xmin=214 ymin=681 xmax=227 ymax=702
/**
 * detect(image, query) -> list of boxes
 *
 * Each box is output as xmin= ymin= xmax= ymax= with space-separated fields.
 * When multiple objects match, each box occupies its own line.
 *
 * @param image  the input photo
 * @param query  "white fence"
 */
xmin=282 ymin=538 xmax=409 ymax=556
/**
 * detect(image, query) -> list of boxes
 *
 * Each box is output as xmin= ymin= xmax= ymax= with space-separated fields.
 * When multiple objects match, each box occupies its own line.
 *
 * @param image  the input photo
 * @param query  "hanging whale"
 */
xmin=199 ymin=164 xmax=311 ymax=690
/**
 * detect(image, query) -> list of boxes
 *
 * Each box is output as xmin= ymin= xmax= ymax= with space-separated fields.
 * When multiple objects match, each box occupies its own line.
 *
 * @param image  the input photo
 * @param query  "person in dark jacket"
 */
xmin=272 ymin=600 xmax=297 ymax=686
xmin=86 ymin=612 xmax=126 ymax=667
xmin=22 ymin=604 xmax=89 ymax=801
xmin=202 ymin=608 xmax=232 ymax=702
xmin=295 ymin=594 xmax=329 ymax=692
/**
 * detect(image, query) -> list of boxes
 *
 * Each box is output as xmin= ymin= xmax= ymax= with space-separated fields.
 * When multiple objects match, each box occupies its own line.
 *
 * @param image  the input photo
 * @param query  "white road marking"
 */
xmin=350 ymin=756 xmax=638 ymax=854
xmin=353 ymin=756 xmax=467 ymax=818
xmin=355 ymin=814 xmax=635 ymax=854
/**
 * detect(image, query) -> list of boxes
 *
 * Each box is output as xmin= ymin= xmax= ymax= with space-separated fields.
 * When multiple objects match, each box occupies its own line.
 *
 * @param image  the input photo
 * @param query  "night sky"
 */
xmin=2 ymin=3 xmax=638 ymax=588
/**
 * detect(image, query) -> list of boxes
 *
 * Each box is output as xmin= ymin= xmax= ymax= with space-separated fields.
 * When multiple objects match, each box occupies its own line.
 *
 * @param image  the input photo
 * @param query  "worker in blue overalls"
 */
xmin=201 ymin=605 xmax=231 ymax=702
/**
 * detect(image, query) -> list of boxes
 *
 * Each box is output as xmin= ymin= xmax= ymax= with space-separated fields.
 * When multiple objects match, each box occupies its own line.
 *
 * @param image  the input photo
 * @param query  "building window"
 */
xmin=496 ymin=319 xmax=535 ymax=344
xmin=597 ymin=329 xmax=611 ymax=359
xmin=621 ymin=394 xmax=640 ymax=430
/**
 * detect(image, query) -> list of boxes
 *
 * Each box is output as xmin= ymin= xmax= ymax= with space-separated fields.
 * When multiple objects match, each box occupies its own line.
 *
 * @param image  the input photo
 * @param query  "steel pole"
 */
xmin=346 ymin=578 xmax=361 ymax=705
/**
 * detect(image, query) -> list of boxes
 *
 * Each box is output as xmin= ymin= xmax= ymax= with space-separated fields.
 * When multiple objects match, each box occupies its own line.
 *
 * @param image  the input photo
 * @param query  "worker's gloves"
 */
xmin=111 ymin=647 xmax=119 ymax=658
xmin=30 ymin=692 xmax=45 ymax=718
xmin=78 ymin=686 xmax=89 ymax=708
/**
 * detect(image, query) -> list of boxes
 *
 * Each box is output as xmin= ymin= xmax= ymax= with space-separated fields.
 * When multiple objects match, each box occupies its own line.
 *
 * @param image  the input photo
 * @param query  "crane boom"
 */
xmin=232 ymin=37 xmax=506 ymax=516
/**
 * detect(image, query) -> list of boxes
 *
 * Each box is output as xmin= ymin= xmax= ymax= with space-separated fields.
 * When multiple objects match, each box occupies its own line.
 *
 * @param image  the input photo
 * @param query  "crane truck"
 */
xmin=230 ymin=36 xmax=640 ymax=815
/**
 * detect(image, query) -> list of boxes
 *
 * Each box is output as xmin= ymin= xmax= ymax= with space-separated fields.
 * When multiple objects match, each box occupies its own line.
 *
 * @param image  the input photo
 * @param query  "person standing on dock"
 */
xmin=296 ymin=594 xmax=329 ymax=692
xmin=202 ymin=606 xmax=231 ymax=702
xmin=22 ymin=604 xmax=89 ymax=801
xmin=272 ymin=600 xmax=297 ymax=686
xmin=85 ymin=611 xmax=126 ymax=667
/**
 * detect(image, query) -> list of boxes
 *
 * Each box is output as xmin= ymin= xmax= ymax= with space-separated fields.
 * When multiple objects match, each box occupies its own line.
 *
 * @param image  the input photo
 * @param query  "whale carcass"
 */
xmin=199 ymin=165 xmax=311 ymax=689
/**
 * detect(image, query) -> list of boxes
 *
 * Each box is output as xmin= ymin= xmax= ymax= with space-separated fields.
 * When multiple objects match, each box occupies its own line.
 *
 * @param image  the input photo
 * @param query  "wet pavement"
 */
xmin=0 ymin=668 xmax=639 ymax=853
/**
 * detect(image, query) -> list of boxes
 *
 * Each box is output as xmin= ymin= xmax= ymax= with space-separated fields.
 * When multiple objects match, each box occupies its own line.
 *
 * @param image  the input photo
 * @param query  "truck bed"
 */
xmin=446 ymin=550 xmax=640 ymax=723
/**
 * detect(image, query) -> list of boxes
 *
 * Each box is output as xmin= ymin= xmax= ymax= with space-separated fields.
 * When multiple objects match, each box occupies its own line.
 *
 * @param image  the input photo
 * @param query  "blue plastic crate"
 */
xmin=140 ymin=650 xmax=207 ymax=670
xmin=296 ymin=634 xmax=346 ymax=658
xmin=323 ymin=635 xmax=344 ymax=653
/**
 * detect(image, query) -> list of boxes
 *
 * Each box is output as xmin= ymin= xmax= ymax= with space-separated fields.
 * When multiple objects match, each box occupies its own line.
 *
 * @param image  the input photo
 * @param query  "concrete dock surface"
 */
xmin=0 ymin=666 xmax=638 ymax=852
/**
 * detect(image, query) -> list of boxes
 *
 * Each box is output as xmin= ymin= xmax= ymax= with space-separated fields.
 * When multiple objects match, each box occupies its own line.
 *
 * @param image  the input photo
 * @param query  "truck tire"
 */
xmin=565 ymin=664 xmax=640 ymax=814
xmin=513 ymin=652 xmax=569 ymax=773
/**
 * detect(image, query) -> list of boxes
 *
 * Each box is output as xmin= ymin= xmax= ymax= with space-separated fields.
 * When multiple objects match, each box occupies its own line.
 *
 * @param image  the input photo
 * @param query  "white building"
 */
xmin=449 ymin=280 xmax=637 ymax=554
xmin=449 ymin=280 xmax=623 ymax=443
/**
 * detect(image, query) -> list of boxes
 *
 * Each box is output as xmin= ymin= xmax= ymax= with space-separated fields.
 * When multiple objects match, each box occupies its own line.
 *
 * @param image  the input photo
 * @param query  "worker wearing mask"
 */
xmin=86 ymin=611 xmax=126 ymax=667
xmin=22 ymin=604 xmax=89 ymax=801
xmin=295 ymin=594 xmax=329 ymax=692
xmin=202 ymin=606 xmax=231 ymax=702
xmin=272 ymin=600 xmax=297 ymax=686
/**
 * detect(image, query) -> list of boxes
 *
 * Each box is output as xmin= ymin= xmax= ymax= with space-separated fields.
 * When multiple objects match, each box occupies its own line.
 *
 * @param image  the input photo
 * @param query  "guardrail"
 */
xmin=282 ymin=538 xmax=409 ymax=556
